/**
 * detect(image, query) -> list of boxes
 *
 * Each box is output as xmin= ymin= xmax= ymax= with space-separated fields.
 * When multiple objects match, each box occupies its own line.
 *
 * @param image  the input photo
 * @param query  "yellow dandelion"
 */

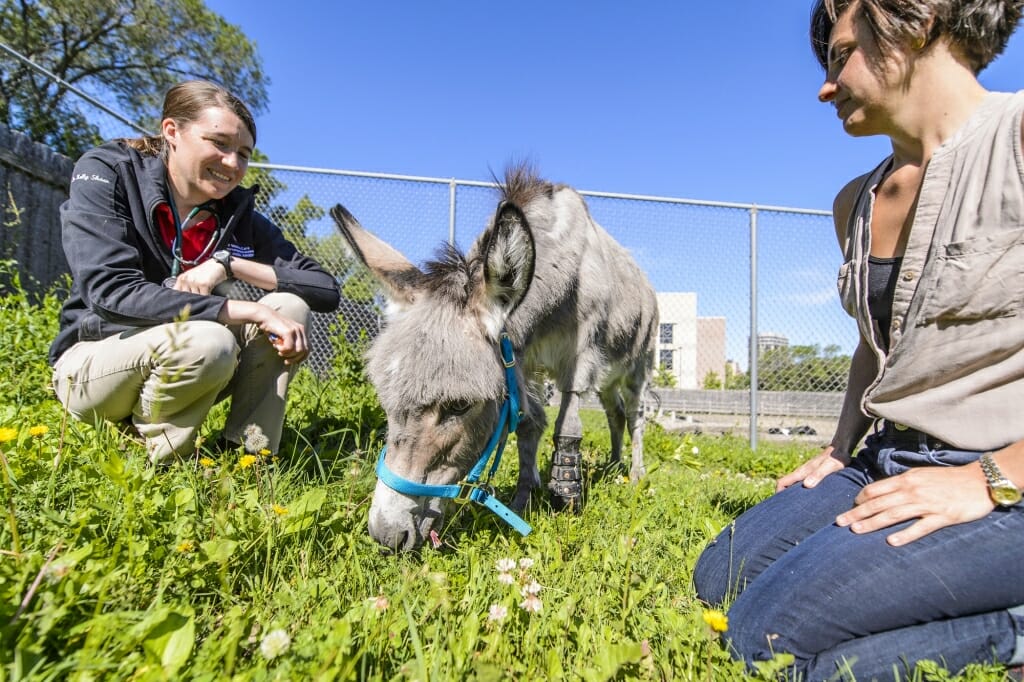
xmin=0 ymin=427 xmax=17 ymax=443
xmin=238 ymin=454 xmax=257 ymax=469
xmin=199 ymin=457 xmax=215 ymax=468
xmin=702 ymin=609 xmax=729 ymax=633
xmin=29 ymin=425 xmax=49 ymax=437
xmin=177 ymin=540 xmax=195 ymax=553
xmin=272 ymin=504 xmax=288 ymax=516
xmin=259 ymin=448 xmax=271 ymax=456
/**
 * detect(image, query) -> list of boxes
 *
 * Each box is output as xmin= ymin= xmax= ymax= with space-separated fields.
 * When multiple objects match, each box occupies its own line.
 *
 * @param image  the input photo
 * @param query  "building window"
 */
xmin=659 ymin=349 xmax=674 ymax=371
xmin=659 ymin=323 xmax=674 ymax=344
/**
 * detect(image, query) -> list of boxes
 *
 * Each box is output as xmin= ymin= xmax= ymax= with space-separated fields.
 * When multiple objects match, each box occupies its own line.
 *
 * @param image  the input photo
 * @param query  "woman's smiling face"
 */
xmin=817 ymin=5 xmax=908 ymax=138
xmin=163 ymin=105 xmax=254 ymax=206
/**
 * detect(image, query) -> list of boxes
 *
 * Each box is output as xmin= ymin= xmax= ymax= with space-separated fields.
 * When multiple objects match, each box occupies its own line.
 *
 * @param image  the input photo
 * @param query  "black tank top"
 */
xmin=867 ymin=255 xmax=902 ymax=351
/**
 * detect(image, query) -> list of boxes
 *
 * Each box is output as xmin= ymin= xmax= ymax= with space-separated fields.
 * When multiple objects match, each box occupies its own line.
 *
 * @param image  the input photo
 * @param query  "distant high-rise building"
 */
xmin=757 ymin=332 xmax=789 ymax=353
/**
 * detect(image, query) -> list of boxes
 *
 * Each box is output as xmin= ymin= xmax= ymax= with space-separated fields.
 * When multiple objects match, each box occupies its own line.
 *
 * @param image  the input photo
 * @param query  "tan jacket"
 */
xmin=838 ymin=91 xmax=1024 ymax=451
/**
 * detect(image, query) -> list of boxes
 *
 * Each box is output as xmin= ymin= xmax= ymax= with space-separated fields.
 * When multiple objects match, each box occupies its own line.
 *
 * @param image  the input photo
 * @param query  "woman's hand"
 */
xmin=217 ymin=299 xmax=309 ymax=366
xmin=777 ymin=445 xmax=850 ymax=492
xmin=258 ymin=311 xmax=309 ymax=366
xmin=170 ymin=260 xmax=227 ymax=295
xmin=836 ymin=462 xmax=993 ymax=546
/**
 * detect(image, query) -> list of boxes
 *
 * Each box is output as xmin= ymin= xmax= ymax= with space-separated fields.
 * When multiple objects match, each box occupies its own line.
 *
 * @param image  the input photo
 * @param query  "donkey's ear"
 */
xmin=330 ymin=204 xmax=422 ymax=307
xmin=479 ymin=201 xmax=535 ymax=335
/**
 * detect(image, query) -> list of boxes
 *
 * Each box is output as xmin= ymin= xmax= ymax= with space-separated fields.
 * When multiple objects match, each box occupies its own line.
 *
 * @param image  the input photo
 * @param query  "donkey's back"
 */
xmin=491 ymin=166 xmax=657 ymax=508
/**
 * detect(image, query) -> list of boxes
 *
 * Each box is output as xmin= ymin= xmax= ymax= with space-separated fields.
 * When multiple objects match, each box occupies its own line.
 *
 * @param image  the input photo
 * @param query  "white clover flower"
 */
xmin=518 ymin=557 xmax=534 ymax=570
xmin=497 ymin=572 xmax=515 ymax=585
xmin=520 ymin=580 xmax=542 ymax=597
xmin=495 ymin=558 xmax=516 ymax=572
xmin=259 ymin=628 xmax=291 ymax=660
xmin=692 ymin=446 xmax=700 ymax=455
xmin=487 ymin=604 xmax=508 ymax=622
xmin=371 ymin=594 xmax=390 ymax=612
xmin=519 ymin=596 xmax=543 ymax=614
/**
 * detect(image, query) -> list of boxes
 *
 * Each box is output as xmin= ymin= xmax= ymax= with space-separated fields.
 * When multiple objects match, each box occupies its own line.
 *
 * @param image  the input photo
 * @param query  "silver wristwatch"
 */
xmin=979 ymin=453 xmax=1022 ymax=506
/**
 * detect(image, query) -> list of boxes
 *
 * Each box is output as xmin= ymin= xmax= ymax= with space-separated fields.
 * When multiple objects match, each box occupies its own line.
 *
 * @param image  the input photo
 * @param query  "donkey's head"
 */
xmin=330 ymin=193 xmax=536 ymax=551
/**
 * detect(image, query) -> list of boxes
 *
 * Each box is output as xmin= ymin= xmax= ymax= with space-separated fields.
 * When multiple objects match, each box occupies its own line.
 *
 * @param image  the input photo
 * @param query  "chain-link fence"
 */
xmin=2 ymin=42 xmax=859 ymax=446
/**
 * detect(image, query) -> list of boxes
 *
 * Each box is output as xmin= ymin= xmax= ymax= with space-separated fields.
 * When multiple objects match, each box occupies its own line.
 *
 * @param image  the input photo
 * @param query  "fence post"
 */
xmin=748 ymin=206 xmax=759 ymax=450
xmin=448 ymin=178 xmax=457 ymax=245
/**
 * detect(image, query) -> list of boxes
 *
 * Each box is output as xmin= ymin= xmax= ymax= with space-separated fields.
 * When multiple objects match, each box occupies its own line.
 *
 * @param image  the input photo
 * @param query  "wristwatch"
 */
xmin=979 ymin=453 xmax=1022 ymax=506
xmin=212 ymin=249 xmax=233 ymax=279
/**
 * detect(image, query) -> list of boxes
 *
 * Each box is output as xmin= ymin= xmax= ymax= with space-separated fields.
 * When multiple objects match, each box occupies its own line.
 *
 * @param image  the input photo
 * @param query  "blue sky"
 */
xmin=204 ymin=1 xmax=1023 ymax=210
xmin=202 ymin=1 xmax=1023 ymax=367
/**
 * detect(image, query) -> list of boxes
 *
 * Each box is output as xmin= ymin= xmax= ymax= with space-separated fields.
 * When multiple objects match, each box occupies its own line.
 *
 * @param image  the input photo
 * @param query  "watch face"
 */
xmin=992 ymin=485 xmax=1023 ymax=506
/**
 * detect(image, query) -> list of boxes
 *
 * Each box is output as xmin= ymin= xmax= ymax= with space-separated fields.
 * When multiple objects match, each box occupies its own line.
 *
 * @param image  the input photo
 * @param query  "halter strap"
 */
xmin=374 ymin=332 xmax=531 ymax=537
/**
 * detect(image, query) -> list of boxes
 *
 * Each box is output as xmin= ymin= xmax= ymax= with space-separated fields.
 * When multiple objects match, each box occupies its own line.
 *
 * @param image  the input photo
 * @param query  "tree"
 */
xmin=702 ymin=370 xmax=722 ymax=390
xmin=0 ymin=0 xmax=269 ymax=157
xmin=652 ymin=364 xmax=677 ymax=388
xmin=757 ymin=344 xmax=849 ymax=392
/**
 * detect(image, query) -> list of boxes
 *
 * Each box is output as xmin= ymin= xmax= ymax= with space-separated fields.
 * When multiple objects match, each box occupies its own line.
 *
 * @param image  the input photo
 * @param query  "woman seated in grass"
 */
xmin=694 ymin=0 xmax=1024 ymax=679
xmin=49 ymin=80 xmax=340 ymax=464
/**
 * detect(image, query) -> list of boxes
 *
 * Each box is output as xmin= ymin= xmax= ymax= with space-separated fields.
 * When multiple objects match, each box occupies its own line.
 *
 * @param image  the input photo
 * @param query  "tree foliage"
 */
xmin=757 ymin=344 xmax=849 ymax=393
xmin=0 ymin=0 xmax=269 ymax=157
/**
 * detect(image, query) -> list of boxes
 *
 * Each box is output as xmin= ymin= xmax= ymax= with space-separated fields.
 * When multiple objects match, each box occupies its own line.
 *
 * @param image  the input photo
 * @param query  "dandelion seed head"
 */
xmin=259 ymin=628 xmax=291 ymax=660
xmin=692 ymin=446 xmax=700 ymax=455
xmin=242 ymin=424 xmax=270 ymax=453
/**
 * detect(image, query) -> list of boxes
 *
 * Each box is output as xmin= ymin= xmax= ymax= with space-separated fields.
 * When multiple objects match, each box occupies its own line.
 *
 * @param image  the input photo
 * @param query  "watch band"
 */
xmin=213 ymin=250 xmax=233 ymax=279
xmin=979 ymin=452 xmax=1023 ymax=506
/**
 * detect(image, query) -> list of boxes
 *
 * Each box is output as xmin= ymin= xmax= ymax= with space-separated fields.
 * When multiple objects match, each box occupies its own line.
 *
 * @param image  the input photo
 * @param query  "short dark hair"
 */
xmin=125 ymin=80 xmax=257 ymax=157
xmin=811 ymin=0 xmax=1024 ymax=73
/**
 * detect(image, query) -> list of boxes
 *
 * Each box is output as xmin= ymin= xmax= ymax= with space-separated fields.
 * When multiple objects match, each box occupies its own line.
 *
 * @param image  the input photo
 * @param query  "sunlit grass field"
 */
xmin=0 ymin=263 xmax=1012 ymax=681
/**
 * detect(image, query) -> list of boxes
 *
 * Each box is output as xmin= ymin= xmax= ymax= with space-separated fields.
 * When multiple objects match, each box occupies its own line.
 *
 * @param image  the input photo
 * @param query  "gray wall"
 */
xmin=0 ymin=124 xmax=72 ymax=297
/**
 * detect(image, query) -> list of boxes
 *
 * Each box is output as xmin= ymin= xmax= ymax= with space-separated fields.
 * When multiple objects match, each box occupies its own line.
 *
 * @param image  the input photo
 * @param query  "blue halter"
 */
xmin=374 ymin=332 xmax=531 ymax=537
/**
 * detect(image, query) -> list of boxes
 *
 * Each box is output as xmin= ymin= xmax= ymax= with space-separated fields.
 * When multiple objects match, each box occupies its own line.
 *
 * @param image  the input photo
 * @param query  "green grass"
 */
xmin=0 ymin=262 xmax=1012 ymax=681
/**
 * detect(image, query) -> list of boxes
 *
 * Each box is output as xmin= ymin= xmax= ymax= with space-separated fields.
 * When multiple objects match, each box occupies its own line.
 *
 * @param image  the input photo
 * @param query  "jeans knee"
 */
xmin=693 ymin=530 xmax=736 ymax=605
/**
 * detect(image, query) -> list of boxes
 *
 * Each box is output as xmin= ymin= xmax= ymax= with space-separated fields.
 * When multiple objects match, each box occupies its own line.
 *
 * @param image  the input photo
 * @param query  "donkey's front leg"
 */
xmin=548 ymin=390 xmax=584 ymax=511
xmin=512 ymin=407 xmax=544 ymax=512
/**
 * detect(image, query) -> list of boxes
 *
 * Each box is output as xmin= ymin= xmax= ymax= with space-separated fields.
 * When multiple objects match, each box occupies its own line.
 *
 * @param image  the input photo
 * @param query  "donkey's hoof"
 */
xmin=548 ymin=479 xmax=583 ymax=512
xmin=548 ymin=448 xmax=584 ymax=512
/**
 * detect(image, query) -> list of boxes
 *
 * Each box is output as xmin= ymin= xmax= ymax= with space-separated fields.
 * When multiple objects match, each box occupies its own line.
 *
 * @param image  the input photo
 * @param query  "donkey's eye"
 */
xmin=442 ymin=399 xmax=473 ymax=418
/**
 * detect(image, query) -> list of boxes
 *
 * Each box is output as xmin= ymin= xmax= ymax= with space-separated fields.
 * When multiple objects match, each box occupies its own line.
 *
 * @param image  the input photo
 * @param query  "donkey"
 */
xmin=331 ymin=164 xmax=658 ymax=551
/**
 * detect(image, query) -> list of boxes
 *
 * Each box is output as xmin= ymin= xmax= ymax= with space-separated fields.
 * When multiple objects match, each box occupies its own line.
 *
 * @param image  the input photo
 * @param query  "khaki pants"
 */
xmin=52 ymin=292 xmax=310 ymax=463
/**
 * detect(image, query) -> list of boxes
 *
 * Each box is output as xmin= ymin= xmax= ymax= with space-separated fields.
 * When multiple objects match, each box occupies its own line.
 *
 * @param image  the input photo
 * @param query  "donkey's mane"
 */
xmin=498 ymin=162 xmax=557 ymax=208
xmin=420 ymin=243 xmax=474 ymax=307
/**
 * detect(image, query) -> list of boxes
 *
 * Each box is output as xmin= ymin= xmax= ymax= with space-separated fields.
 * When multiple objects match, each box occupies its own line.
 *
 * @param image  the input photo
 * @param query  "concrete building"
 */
xmin=697 ymin=317 xmax=727 ymax=388
xmin=655 ymin=293 xmax=727 ymax=389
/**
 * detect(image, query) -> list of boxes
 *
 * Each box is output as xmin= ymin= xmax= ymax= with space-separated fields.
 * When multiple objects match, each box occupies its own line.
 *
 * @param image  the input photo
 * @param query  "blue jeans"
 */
xmin=692 ymin=434 xmax=1024 ymax=681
